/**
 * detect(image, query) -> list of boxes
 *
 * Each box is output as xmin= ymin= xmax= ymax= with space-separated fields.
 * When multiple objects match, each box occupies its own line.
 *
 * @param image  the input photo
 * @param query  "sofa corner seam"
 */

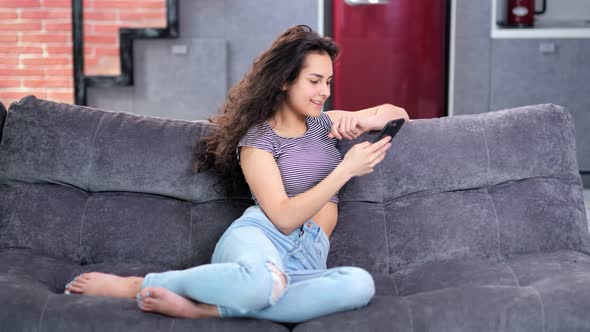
xmin=400 ymin=296 xmax=414 ymax=332
xmin=377 ymin=159 xmax=391 ymax=277
xmin=78 ymin=196 xmax=91 ymax=263
xmin=528 ymin=284 xmax=547 ymax=332
xmin=481 ymin=118 xmax=491 ymax=187
xmin=85 ymin=113 xmax=104 ymax=192
xmin=36 ymin=293 xmax=51 ymax=332
xmin=187 ymin=205 xmax=193 ymax=265
xmin=488 ymin=189 xmax=502 ymax=261
xmin=504 ymin=260 xmax=521 ymax=287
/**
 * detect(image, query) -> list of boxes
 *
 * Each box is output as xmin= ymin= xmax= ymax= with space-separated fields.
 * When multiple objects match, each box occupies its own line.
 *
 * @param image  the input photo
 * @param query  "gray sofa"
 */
xmin=1 ymin=96 xmax=589 ymax=331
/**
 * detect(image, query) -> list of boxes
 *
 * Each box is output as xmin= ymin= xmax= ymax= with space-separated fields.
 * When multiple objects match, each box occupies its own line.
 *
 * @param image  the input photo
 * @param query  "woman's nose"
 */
xmin=320 ymin=84 xmax=330 ymax=97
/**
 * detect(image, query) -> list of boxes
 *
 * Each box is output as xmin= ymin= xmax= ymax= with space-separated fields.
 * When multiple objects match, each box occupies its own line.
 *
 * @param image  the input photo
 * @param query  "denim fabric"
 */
xmin=141 ymin=205 xmax=375 ymax=323
xmin=224 ymin=205 xmax=331 ymax=272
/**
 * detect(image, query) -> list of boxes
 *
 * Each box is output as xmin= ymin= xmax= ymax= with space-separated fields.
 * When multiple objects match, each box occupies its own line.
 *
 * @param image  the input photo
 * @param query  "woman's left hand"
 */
xmin=327 ymin=113 xmax=370 ymax=140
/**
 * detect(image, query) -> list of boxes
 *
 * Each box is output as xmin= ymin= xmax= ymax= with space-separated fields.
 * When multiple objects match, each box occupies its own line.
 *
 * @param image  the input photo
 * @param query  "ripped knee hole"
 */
xmin=265 ymin=262 xmax=287 ymax=303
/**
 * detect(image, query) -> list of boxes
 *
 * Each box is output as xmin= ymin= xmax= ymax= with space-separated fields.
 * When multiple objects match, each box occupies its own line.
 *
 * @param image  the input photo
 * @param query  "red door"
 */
xmin=332 ymin=0 xmax=448 ymax=119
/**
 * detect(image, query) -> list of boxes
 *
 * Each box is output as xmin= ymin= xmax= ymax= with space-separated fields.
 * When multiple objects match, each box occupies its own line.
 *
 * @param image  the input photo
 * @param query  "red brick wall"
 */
xmin=0 ymin=0 xmax=165 ymax=106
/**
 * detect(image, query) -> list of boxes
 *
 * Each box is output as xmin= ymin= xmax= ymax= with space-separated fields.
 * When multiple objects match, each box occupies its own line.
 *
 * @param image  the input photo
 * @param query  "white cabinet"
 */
xmin=491 ymin=0 xmax=590 ymax=39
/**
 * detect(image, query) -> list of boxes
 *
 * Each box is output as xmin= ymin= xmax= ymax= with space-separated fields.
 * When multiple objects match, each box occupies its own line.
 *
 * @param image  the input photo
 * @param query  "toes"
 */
xmin=68 ymin=274 xmax=87 ymax=283
xmin=68 ymin=283 xmax=84 ymax=293
xmin=63 ymin=274 xmax=89 ymax=294
xmin=138 ymin=302 xmax=153 ymax=312
xmin=142 ymin=298 xmax=156 ymax=310
xmin=65 ymin=275 xmax=79 ymax=285
xmin=140 ymin=287 xmax=154 ymax=299
xmin=136 ymin=295 xmax=153 ymax=311
xmin=143 ymin=297 xmax=157 ymax=306
xmin=148 ymin=287 xmax=168 ymax=299
xmin=63 ymin=283 xmax=73 ymax=294
xmin=136 ymin=299 xmax=147 ymax=310
xmin=70 ymin=279 xmax=85 ymax=288
xmin=64 ymin=278 xmax=85 ymax=291
xmin=81 ymin=273 xmax=94 ymax=280
xmin=137 ymin=287 xmax=158 ymax=311
xmin=64 ymin=282 xmax=80 ymax=294
xmin=78 ymin=272 xmax=98 ymax=280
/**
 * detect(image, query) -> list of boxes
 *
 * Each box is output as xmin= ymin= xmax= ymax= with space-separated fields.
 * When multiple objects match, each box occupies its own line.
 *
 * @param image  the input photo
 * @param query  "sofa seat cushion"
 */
xmin=0 ymin=249 xmax=79 ymax=293
xmin=0 ymin=273 xmax=54 ymax=331
xmin=312 ymin=250 xmax=590 ymax=332
xmin=294 ymin=288 xmax=544 ymax=332
xmin=0 ymin=249 xmax=172 ymax=293
xmin=503 ymin=250 xmax=590 ymax=285
xmin=301 ymin=250 xmax=590 ymax=331
xmin=41 ymin=295 xmax=290 ymax=332
xmin=297 ymin=276 xmax=590 ymax=331
xmin=390 ymin=249 xmax=590 ymax=296
xmin=0 ymin=275 xmax=290 ymax=332
xmin=0 ymin=249 xmax=290 ymax=331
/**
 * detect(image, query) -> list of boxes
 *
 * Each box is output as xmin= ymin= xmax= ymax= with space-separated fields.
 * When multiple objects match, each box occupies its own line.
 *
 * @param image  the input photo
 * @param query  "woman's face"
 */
xmin=282 ymin=52 xmax=333 ymax=118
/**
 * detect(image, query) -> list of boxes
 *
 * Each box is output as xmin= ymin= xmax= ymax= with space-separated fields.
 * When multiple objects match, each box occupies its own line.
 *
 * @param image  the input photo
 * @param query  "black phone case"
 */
xmin=372 ymin=118 xmax=405 ymax=143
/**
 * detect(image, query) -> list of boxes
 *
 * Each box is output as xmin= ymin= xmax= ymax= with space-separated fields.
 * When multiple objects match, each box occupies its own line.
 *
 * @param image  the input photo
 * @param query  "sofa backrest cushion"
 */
xmin=0 ymin=96 xmax=250 ymax=202
xmin=328 ymin=104 xmax=590 ymax=274
xmin=0 ymin=96 xmax=251 ymax=268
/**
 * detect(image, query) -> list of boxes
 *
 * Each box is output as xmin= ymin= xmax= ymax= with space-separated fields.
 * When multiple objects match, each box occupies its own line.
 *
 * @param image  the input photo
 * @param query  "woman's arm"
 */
xmin=239 ymin=135 xmax=391 ymax=235
xmin=239 ymin=146 xmax=352 ymax=235
xmin=363 ymin=104 xmax=410 ymax=131
xmin=325 ymin=103 xmax=409 ymax=139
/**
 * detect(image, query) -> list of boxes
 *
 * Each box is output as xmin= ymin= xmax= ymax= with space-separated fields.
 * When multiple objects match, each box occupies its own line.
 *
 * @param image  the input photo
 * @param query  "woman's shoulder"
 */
xmin=308 ymin=112 xmax=333 ymax=134
xmin=237 ymin=121 xmax=278 ymax=156
xmin=240 ymin=120 xmax=273 ymax=140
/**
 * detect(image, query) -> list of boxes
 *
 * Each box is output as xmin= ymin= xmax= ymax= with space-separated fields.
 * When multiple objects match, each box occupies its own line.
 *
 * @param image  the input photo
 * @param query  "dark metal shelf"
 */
xmin=71 ymin=0 xmax=179 ymax=105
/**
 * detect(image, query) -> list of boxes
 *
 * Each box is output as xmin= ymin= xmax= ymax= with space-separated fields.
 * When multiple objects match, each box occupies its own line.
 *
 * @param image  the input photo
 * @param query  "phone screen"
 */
xmin=372 ymin=118 xmax=405 ymax=143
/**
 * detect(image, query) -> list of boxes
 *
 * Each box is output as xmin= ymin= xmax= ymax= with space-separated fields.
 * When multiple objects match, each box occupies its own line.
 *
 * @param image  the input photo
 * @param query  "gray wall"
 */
xmin=88 ymin=0 xmax=318 ymax=121
xmin=452 ymin=0 xmax=493 ymax=117
xmin=452 ymin=0 xmax=590 ymax=175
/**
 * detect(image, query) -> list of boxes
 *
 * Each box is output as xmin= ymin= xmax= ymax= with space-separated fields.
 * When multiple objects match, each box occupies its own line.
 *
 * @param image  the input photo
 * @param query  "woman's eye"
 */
xmin=310 ymin=81 xmax=319 ymax=84
xmin=327 ymin=81 xmax=332 ymax=86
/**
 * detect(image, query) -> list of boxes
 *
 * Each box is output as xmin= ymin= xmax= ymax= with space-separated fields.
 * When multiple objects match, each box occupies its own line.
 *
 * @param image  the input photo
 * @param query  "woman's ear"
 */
xmin=281 ymin=83 xmax=287 ymax=91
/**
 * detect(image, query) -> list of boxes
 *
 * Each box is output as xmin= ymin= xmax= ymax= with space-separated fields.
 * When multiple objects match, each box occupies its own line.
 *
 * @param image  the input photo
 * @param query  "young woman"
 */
xmin=63 ymin=25 xmax=409 ymax=323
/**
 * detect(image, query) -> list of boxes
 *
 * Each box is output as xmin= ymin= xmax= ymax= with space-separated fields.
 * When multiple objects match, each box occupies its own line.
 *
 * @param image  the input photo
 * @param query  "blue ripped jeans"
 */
xmin=140 ymin=205 xmax=375 ymax=323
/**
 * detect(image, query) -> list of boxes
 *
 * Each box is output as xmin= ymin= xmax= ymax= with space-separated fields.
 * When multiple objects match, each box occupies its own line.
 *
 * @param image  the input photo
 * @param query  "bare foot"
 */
xmin=65 ymin=272 xmax=143 ymax=299
xmin=137 ymin=286 xmax=220 ymax=319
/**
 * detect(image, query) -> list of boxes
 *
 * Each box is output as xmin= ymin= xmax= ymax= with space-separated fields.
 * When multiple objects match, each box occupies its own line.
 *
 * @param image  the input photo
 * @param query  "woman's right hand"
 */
xmin=340 ymin=136 xmax=393 ymax=178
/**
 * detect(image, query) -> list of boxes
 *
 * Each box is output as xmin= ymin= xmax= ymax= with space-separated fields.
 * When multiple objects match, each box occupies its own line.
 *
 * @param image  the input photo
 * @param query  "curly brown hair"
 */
xmin=192 ymin=25 xmax=340 ymax=197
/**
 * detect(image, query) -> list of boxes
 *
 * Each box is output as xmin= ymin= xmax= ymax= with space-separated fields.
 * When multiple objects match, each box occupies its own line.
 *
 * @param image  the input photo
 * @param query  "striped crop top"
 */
xmin=236 ymin=112 xmax=342 ymax=205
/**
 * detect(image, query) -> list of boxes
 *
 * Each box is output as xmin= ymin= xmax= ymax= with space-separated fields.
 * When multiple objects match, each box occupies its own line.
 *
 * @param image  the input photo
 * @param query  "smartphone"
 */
xmin=372 ymin=118 xmax=405 ymax=143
